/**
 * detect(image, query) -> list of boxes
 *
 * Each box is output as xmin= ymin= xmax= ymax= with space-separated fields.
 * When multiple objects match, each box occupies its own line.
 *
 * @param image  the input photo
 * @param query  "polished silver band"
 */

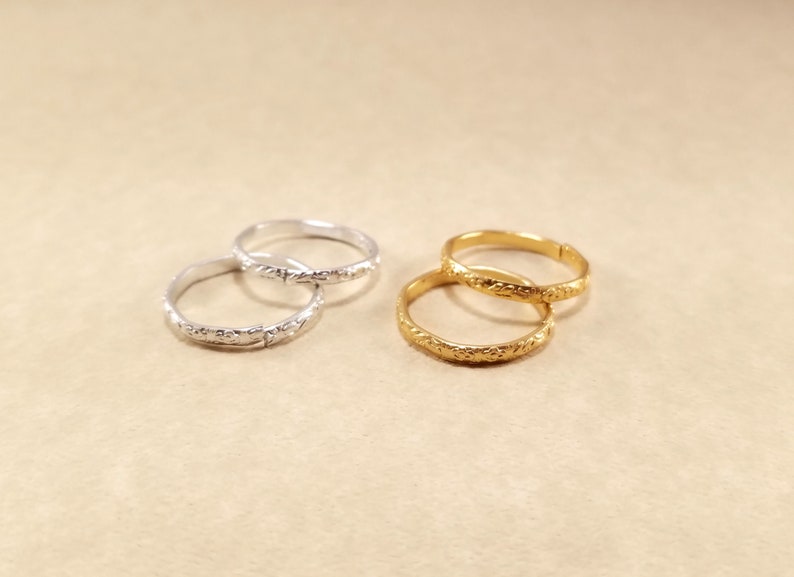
xmin=232 ymin=219 xmax=380 ymax=284
xmin=163 ymin=253 xmax=324 ymax=348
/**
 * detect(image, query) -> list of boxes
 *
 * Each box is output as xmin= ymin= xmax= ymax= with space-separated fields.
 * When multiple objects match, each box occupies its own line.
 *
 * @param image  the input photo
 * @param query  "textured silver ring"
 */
xmin=163 ymin=252 xmax=324 ymax=348
xmin=232 ymin=219 xmax=380 ymax=284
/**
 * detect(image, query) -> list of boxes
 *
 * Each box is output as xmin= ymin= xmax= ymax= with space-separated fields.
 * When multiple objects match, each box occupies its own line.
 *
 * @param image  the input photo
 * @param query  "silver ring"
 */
xmin=163 ymin=253 xmax=324 ymax=348
xmin=232 ymin=219 xmax=380 ymax=284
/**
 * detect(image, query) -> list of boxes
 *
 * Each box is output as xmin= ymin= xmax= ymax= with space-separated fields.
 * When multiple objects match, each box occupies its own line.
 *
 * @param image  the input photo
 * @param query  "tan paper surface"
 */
xmin=1 ymin=2 xmax=792 ymax=575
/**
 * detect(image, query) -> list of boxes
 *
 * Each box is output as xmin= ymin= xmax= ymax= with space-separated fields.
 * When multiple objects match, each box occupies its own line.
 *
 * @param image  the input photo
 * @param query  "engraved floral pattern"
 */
xmin=165 ymin=292 xmax=322 ymax=348
xmin=440 ymin=257 xmax=588 ymax=304
xmin=396 ymin=297 xmax=554 ymax=364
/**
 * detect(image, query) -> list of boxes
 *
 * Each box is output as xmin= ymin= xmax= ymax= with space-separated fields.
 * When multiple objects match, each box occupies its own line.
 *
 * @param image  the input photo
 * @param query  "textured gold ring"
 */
xmin=440 ymin=230 xmax=590 ymax=304
xmin=396 ymin=266 xmax=555 ymax=364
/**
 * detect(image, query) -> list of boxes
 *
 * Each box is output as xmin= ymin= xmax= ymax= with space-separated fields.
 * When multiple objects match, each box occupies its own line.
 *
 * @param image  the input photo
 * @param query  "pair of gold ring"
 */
xmin=396 ymin=231 xmax=590 ymax=364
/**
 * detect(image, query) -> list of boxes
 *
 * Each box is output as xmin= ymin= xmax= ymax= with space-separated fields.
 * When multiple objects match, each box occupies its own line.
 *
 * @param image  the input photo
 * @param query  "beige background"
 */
xmin=1 ymin=1 xmax=793 ymax=575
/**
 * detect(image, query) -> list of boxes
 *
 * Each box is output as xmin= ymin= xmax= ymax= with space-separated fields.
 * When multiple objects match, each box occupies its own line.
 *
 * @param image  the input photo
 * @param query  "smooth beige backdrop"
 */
xmin=1 ymin=1 xmax=793 ymax=576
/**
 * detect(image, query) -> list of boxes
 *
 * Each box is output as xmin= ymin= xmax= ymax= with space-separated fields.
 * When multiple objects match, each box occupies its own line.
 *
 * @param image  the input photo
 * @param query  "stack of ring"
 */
xmin=163 ymin=219 xmax=380 ymax=349
xmin=396 ymin=230 xmax=590 ymax=364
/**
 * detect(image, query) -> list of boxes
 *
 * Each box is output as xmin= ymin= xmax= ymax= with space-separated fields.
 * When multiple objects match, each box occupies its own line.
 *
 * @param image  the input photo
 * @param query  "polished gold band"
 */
xmin=396 ymin=266 xmax=555 ymax=364
xmin=440 ymin=230 xmax=590 ymax=304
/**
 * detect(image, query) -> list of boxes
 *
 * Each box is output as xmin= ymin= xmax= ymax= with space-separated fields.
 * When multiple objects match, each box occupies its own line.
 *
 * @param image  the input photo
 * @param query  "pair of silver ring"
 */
xmin=163 ymin=220 xmax=380 ymax=348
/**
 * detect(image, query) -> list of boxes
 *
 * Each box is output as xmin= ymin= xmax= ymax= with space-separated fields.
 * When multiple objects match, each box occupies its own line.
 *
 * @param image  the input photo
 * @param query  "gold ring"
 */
xmin=440 ymin=230 xmax=590 ymax=303
xmin=396 ymin=266 xmax=555 ymax=364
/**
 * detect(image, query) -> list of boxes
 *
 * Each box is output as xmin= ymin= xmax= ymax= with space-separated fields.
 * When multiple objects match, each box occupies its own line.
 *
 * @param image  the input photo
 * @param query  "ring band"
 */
xmin=440 ymin=231 xmax=589 ymax=303
xmin=232 ymin=219 xmax=380 ymax=284
xmin=396 ymin=266 xmax=555 ymax=364
xmin=163 ymin=253 xmax=324 ymax=348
